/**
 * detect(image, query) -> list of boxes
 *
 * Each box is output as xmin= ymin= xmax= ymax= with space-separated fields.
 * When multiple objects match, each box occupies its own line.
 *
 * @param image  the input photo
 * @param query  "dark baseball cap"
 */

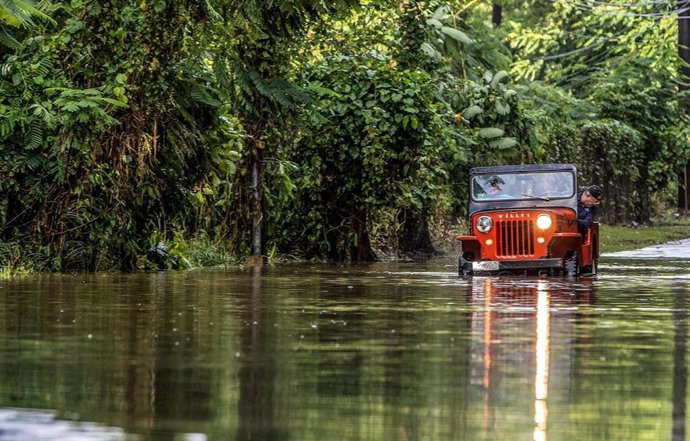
xmin=586 ymin=185 xmax=602 ymax=200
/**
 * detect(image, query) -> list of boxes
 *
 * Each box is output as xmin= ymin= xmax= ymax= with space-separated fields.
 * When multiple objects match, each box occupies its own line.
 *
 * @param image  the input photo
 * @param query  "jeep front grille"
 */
xmin=496 ymin=219 xmax=535 ymax=257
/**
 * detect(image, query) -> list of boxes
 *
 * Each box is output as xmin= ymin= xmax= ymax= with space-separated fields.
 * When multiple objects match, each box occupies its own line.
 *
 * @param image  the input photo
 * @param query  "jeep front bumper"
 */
xmin=472 ymin=258 xmax=564 ymax=272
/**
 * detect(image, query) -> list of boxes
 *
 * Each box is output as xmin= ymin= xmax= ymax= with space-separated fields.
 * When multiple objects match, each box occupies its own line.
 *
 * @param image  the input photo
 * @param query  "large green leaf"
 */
xmin=441 ymin=26 xmax=472 ymax=45
xmin=432 ymin=6 xmax=450 ymax=21
xmin=462 ymin=105 xmax=483 ymax=119
xmin=426 ymin=18 xmax=442 ymax=29
xmin=420 ymin=42 xmax=442 ymax=61
xmin=479 ymin=127 xmax=504 ymax=139
xmin=489 ymin=137 xmax=518 ymax=149
xmin=490 ymin=70 xmax=509 ymax=87
xmin=494 ymin=101 xmax=510 ymax=115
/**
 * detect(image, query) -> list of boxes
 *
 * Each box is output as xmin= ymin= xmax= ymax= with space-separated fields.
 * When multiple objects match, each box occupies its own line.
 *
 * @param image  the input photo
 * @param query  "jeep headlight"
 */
xmin=476 ymin=216 xmax=493 ymax=233
xmin=536 ymin=214 xmax=552 ymax=230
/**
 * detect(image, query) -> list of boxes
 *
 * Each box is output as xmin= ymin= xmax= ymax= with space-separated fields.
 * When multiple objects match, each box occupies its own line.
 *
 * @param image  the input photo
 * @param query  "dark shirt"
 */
xmin=576 ymin=191 xmax=596 ymax=234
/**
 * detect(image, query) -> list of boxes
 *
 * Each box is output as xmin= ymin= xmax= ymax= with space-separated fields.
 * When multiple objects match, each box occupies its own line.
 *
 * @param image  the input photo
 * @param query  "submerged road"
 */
xmin=1 ymin=239 xmax=690 ymax=441
xmin=602 ymin=238 xmax=690 ymax=259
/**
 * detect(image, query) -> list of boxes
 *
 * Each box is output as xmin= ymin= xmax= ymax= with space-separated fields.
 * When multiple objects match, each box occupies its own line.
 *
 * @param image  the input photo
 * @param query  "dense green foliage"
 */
xmin=272 ymin=54 xmax=459 ymax=259
xmin=1 ymin=0 xmax=689 ymax=271
xmin=506 ymin=0 xmax=690 ymax=222
xmin=0 ymin=1 xmax=244 ymax=271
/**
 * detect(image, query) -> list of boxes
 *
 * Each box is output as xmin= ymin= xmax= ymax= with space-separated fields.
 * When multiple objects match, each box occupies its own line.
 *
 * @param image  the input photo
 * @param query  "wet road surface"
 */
xmin=603 ymin=238 xmax=690 ymax=259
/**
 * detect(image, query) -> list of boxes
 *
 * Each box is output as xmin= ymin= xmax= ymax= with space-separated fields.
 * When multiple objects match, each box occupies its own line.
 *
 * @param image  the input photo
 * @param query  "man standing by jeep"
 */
xmin=577 ymin=185 xmax=602 ymax=234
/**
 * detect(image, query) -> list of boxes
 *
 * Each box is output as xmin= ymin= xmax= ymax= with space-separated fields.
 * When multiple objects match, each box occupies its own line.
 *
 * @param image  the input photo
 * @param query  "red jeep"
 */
xmin=457 ymin=164 xmax=599 ymax=277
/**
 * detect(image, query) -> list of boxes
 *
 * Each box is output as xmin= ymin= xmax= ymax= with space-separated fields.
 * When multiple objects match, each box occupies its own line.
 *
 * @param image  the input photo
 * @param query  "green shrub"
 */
xmin=579 ymin=120 xmax=644 ymax=223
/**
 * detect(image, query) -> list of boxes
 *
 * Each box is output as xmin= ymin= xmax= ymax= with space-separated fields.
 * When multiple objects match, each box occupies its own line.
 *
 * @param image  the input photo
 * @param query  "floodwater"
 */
xmin=0 ymin=249 xmax=689 ymax=441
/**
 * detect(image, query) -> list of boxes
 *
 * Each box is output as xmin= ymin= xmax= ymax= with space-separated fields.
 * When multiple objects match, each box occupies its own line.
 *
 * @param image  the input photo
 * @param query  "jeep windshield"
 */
xmin=471 ymin=170 xmax=575 ymax=202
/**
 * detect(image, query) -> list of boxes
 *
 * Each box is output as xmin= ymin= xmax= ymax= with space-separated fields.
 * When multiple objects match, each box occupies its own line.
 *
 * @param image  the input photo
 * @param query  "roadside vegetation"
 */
xmin=1 ymin=0 xmax=689 ymax=273
xmin=600 ymin=215 xmax=690 ymax=254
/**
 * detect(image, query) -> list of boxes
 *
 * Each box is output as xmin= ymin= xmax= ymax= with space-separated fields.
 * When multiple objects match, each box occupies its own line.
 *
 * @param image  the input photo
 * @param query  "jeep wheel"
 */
xmin=565 ymin=251 xmax=579 ymax=277
xmin=580 ymin=259 xmax=598 ymax=277
xmin=459 ymin=253 xmax=474 ymax=277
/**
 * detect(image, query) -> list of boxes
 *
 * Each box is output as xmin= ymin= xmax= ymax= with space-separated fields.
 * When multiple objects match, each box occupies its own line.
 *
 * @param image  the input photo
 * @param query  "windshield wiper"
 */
xmin=521 ymin=193 xmax=550 ymax=201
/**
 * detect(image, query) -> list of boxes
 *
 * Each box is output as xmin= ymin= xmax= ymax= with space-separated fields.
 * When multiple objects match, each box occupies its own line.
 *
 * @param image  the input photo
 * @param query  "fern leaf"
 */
xmin=213 ymin=55 xmax=232 ymax=91
xmin=256 ymin=74 xmax=303 ymax=108
xmin=24 ymin=120 xmax=43 ymax=149
xmin=62 ymin=102 xmax=79 ymax=112
xmin=0 ymin=61 xmax=12 ymax=77
xmin=97 ymin=97 xmax=128 ymax=107
xmin=0 ymin=118 xmax=14 ymax=138
xmin=190 ymin=85 xmax=221 ymax=107
xmin=0 ymin=27 xmax=21 ymax=49
xmin=267 ymin=81 xmax=292 ymax=108
xmin=36 ymin=57 xmax=52 ymax=77
xmin=25 ymin=153 xmax=42 ymax=171
xmin=230 ymin=60 xmax=254 ymax=98
xmin=29 ymin=103 xmax=55 ymax=124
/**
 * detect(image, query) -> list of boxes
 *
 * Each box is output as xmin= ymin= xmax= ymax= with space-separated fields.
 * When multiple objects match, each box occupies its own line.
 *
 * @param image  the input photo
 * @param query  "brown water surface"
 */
xmin=0 ymin=255 xmax=689 ymax=440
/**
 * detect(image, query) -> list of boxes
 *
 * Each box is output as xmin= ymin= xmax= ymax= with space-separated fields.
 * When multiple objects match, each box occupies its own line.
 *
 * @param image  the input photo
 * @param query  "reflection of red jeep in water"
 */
xmin=457 ymin=164 xmax=599 ymax=277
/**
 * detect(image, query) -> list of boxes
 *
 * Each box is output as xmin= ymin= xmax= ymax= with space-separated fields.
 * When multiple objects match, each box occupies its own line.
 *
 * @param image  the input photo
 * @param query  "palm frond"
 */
xmin=0 ymin=26 xmax=20 ymax=48
xmin=12 ymin=0 xmax=55 ymax=25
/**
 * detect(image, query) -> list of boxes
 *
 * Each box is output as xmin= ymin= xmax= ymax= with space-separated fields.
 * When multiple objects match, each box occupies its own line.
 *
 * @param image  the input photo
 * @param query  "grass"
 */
xmin=600 ymin=215 xmax=690 ymax=253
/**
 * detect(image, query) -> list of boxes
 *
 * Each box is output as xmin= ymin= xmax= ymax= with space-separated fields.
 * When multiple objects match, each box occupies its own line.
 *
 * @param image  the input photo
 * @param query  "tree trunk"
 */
xmin=247 ymin=146 xmax=265 ymax=266
xmin=678 ymin=0 xmax=690 ymax=212
xmin=394 ymin=2 xmax=438 ymax=256
xmin=679 ymin=163 xmax=689 ymax=213
xmin=637 ymin=142 xmax=657 ymax=223
xmin=492 ymin=3 xmax=503 ymax=27
xmin=324 ymin=206 xmax=377 ymax=262
xmin=680 ymin=0 xmax=690 ymax=89
xmin=398 ymin=208 xmax=436 ymax=258
xmin=349 ymin=208 xmax=377 ymax=262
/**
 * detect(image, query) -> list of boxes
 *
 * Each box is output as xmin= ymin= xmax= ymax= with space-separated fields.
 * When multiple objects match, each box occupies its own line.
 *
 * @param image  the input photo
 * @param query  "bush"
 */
xmin=579 ymin=120 xmax=644 ymax=223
